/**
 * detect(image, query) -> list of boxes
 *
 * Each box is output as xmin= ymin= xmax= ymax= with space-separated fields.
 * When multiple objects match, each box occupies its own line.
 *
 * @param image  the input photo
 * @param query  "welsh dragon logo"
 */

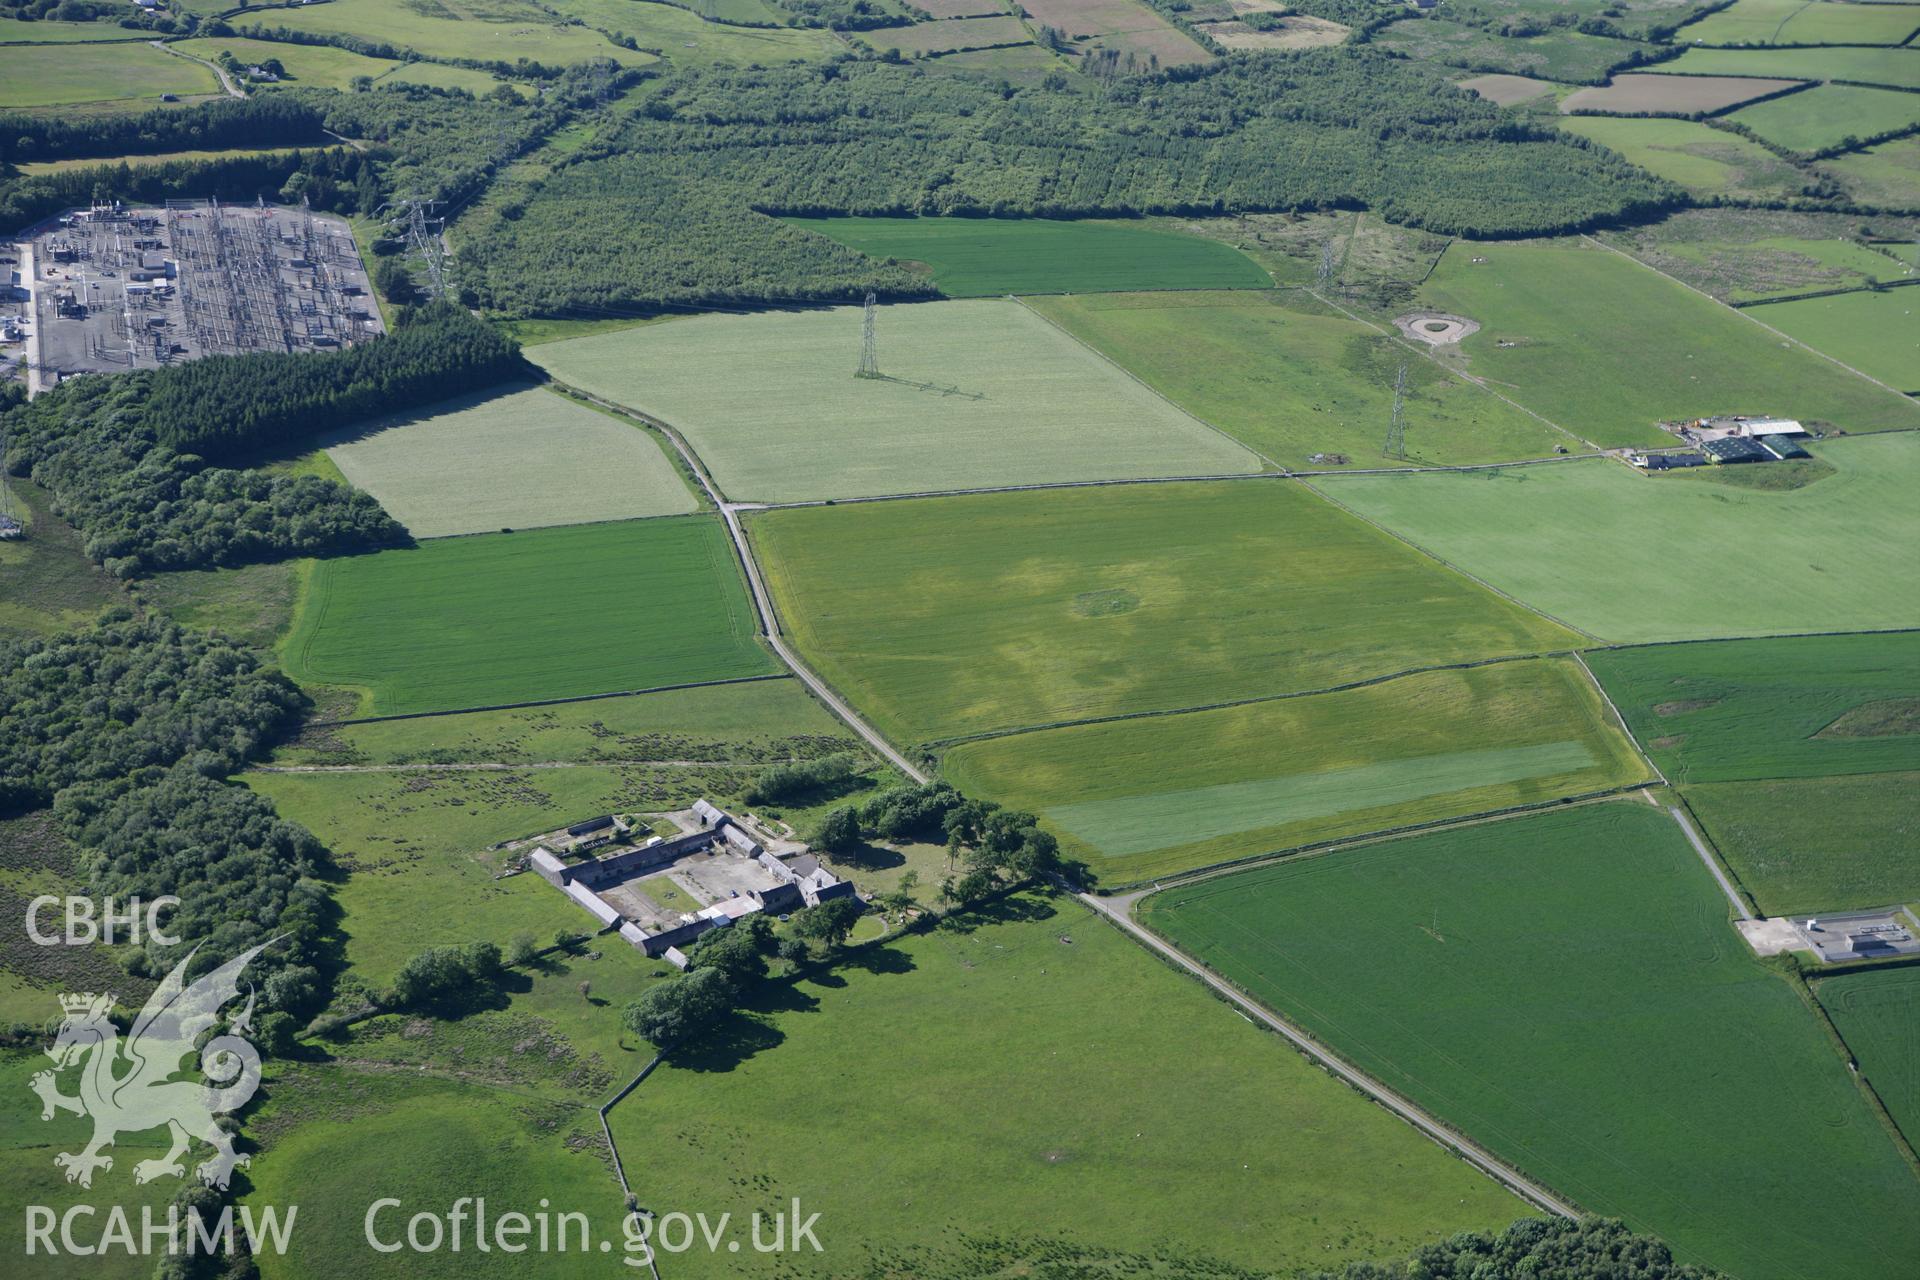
xmin=29 ymin=940 xmax=272 ymax=1190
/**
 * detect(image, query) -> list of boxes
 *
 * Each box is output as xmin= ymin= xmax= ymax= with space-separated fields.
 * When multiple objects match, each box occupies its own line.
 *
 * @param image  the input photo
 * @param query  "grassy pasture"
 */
xmin=751 ymin=480 xmax=1581 ymax=746
xmin=174 ymin=36 xmax=403 ymax=89
xmin=1822 ymin=133 xmax=1920 ymax=208
xmin=612 ymin=891 xmax=1524 ymax=1279
xmin=1747 ymin=288 xmax=1920 ymax=390
xmin=1646 ymin=45 xmax=1920 ymax=90
xmin=1139 ymin=801 xmax=1920 ymax=1280
xmin=0 ymin=16 xmax=149 ymax=41
xmin=1319 ymin=434 xmax=1920 ymax=643
xmin=1415 ymin=239 xmax=1920 ymax=442
xmin=1027 ymin=290 xmax=1576 ymax=467
xmin=1685 ymin=772 xmax=1920 ymax=912
xmin=0 ymin=478 xmax=123 ymax=639
xmin=530 ymin=299 xmax=1261 ymax=503
xmin=1374 ymin=18 xmax=1645 ymax=83
xmin=322 ymin=383 xmax=696 ymax=539
xmin=234 ymin=0 xmax=656 ymax=67
xmin=1558 ymin=115 xmax=1814 ymax=199
xmin=1818 ymin=967 xmax=1920 ymax=1151
xmin=543 ymin=0 xmax=839 ymax=65
xmin=922 ymin=42 xmax=1068 ymax=81
xmin=780 ymin=217 xmax=1273 ymax=296
xmin=0 ymin=41 xmax=215 ymax=108
xmin=1559 ymin=72 xmax=1800 ymax=114
xmin=1433 ymin=0 xmax=1721 ymax=39
xmin=1586 ymin=631 xmax=1920 ymax=783
xmin=855 ymin=14 xmax=1032 ymax=55
xmin=17 ymin=144 xmax=319 ymax=176
xmin=281 ymin=517 xmax=774 ymax=716
xmin=244 ymin=1066 xmax=624 ymax=1280
xmin=944 ymin=657 xmax=1648 ymax=881
xmin=1683 ymin=0 xmax=1920 ymax=47
xmin=1729 ymin=83 xmax=1920 ymax=154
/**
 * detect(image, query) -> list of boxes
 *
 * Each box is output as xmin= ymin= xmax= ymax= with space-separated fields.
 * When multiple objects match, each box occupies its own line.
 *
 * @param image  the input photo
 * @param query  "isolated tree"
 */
xmin=791 ymin=898 xmax=864 ymax=951
xmin=506 ymin=932 xmax=539 ymax=966
xmin=622 ymin=968 xmax=734 ymax=1051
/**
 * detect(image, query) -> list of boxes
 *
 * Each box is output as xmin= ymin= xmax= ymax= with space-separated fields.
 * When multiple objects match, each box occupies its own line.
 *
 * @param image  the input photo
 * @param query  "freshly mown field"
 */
xmin=1140 ymin=801 xmax=1920 ymax=1280
xmin=944 ymin=657 xmax=1648 ymax=881
xmin=245 ymin=1066 xmax=626 ymax=1280
xmin=1414 ymin=240 xmax=1920 ymax=442
xmin=1822 ymin=134 xmax=1920 ymax=208
xmin=1319 ymin=434 xmax=1920 ymax=642
xmin=232 ymin=0 xmax=656 ymax=66
xmin=1586 ymin=631 xmax=1920 ymax=783
xmin=1645 ymin=45 xmax=1920 ymax=90
xmin=0 ymin=40 xmax=215 ymax=108
xmin=1025 ymin=291 xmax=1578 ymax=468
xmin=530 ymin=299 xmax=1262 ymax=503
xmin=281 ymin=517 xmax=774 ymax=716
xmin=1374 ymin=19 xmax=1645 ymax=83
xmin=780 ymin=217 xmax=1273 ymax=296
xmin=1682 ymin=0 xmax=1920 ymax=47
xmin=1817 ymin=967 xmax=1920 ymax=1151
xmin=1559 ymin=72 xmax=1800 ymax=115
xmin=323 ymin=383 xmax=696 ymax=538
xmin=1458 ymin=72 xmax=1559 ymax=105
xmin=751 ymin=480 xmax=1580 ymax=745
xmin=1685 ymin=772 xmax=1920 ymax=912
xmin=1747 ymin=288 xmax=1920 ymax=391
xmin=612 ymin=891 xmax=1524 ymax=1279
xmin=1728 ymin=83 xmax=1920 ymax=155
xmin=1558 ymin=115 xmax=1812 ymax=199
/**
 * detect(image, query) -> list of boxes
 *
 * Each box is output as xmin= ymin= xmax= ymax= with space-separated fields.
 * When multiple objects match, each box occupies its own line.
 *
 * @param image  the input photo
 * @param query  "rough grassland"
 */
xmin=530 ymin=299 xmax=1262 ymax=502
xmin=1416 ymin=240 xmax=1920 ymax=442
xmin=1729 ymin=84 xmax=1920 ymax=155
xmin=232 ymin=0 xmax=657 ymax=66
xmin=323 ymin=383 xmax=695 ymax=538
xmin=1140 ymin=801 xmax=1920 ymax=1280
xmin=943 ymin=657 xmax=1648 ymax=881
xmin=1320 ymin=435 xmax=1920 ymax=643
xmin=1373 ymin=19 xmax=1645 ymax=83
xmin=281 ymin=517 xmax=774 ymax=716
xmin=1817 ymin=967 xmax=1920 ymax=1152
xmin=0 ymin=478 xmax=122 ymax=639
xmin=1586 ymin=631 xmax=1920 ymax=783
xmin=781 ymin=217 xmax=1273 ymax=297
xmin=544 ymin=0 xmax=839 ymax=65
xmin=612 ymin=891 xmax=1524 ymax=1279
xmin=1027 ymin=290 xmax=1577 ymax=468
xmin=1747 ymin=288 xmax=1920 ymax=391
xmin=1559 ymin=115 xmax=1811 ymax=199
xmin=854 ymin=14 xmax=1033 ymax=55
xmin=0 ymin=41 xmax=214 ymax=108
xmin=1601 ymin=211 xmax=1919 ymax=302
xmin=751 ymin=480 xmax=1580 ymax=745
xmin=1685 ymin=772 xmax=1920 ymax=912
xmin=1683 ymin=0 xmax=1920 ymax=47
xmin=1647 ymin=45 xmax=1920 ymax=89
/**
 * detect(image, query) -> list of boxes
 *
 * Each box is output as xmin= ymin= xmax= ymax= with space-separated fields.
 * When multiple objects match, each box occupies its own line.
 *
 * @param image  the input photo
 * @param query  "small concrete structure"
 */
xmin=1738 ymin=907 xmax=1920 ymax=965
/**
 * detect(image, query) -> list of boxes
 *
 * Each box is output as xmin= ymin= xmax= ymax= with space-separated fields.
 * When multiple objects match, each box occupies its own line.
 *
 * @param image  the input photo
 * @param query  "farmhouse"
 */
xmin=529 ymin=800 xmax=860 ymax=962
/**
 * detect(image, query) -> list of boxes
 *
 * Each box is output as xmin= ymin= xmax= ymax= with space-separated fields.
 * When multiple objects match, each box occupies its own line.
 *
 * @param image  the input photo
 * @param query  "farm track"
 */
xmin=248 ymin=758 xmax=809 ymax=774
xmin=1078 ymin=888 xmax=1583 ymax=1221
xmin=152 ymin=38 xmax=243 ymax=97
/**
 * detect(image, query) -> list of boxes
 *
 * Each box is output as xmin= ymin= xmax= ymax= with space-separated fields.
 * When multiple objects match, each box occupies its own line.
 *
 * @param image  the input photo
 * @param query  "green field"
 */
xmin=0 ymin=41 xmax=215 ymax=108
xmin=1319 ymin=434 xmax=1920 ymax=643
xmin=1818 ymin=967 xmax=1920 ymax=1151
xmin=530 ymin=299 xmax=1263 ymax=503
xmin=1748 ymin=288 xmax=1920 ymax=390
xmin=611 ymin=891 xmax=1524 ymax=1278
xmin=323 ymin=383 xmax=696 ymax=539
xmin=853 ymin=13 xmax=1034 ymax=55
xmin=1140 ymin=801 xmax=1920 ymax=1280
xmin=280 ymin=517 xmax=774 ymax=716
xmin=232 ymin=0 xmax=656 ymax=67
xmin=0 ymin=16 xmax=150 ymax=41
xmin=1601 ymin=209 xmax=1920 ymax=302
xmin=1685 ymin=772 xmax=1920 ymax=912
xmin=0 ymin=478 xmax=123 ymax=639
xmin=1729 ymin=83 xmax=1920 ymax=155
xmin=175 ymin=36 xmax=403 ymax=89
xmin=543 ymin=0 xmax=839 ymax=65
xmin=781 ymin=217 xmax=1273 ymax=297
xmin=1822 ymin=133 xmax=1920 ymax=208
xmin=751 ymin=480 xmax=1580 ymax=745
xmin=1373 ymin=18 xmax=1646 ymax=83
xmin=1682 ymin=0 xmax=1920 ymax=46
xmin=1559 ymin=115 xmax=1811 ymax=200
xmin=1414 ymin=240 xmax=1920 ymax=442
xmin=1025 ymin=290 xmax=1579 ymax=468
xmin=1587 ymin=631 xmax=1920 ymax=783
xmin=1646 ymin=45 xmax=1920 ymax=89
xmin=944 ymin=657 xmax=1649 ymax=881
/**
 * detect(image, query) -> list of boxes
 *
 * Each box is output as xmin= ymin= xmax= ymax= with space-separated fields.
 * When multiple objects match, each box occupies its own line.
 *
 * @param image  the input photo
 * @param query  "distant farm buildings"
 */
xmin=528 ymin=800 xmax=859 ymax=966
xmin=1633 ymin=414 xmax=1812 ymax=470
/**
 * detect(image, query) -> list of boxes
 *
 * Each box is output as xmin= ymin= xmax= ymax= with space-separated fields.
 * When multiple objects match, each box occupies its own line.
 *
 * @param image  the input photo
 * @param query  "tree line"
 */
xmin=1311 ymin=1215 xmax=1726 ymax=1279
xmin=461 ymin=51 xmax=1679 ymax=315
